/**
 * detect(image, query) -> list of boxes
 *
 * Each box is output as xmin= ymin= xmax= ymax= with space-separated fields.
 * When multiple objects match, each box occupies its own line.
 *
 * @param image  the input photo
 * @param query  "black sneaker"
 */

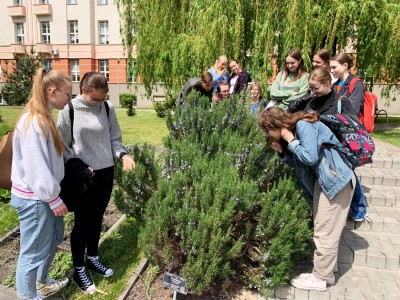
xmin=73 ymin=267 xmax=96 ymax=294
xmin=85 ymin=256 xmax=114 ymax=277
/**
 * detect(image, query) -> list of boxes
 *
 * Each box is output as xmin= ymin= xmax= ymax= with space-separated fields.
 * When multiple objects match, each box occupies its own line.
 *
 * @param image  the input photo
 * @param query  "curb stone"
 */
xmin=116 ymin=258 xmax=149 ymax=300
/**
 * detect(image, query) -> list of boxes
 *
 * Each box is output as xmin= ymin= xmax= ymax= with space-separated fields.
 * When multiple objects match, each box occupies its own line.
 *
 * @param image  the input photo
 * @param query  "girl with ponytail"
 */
xmin=11 ymin=68 xmax=72 ymax=299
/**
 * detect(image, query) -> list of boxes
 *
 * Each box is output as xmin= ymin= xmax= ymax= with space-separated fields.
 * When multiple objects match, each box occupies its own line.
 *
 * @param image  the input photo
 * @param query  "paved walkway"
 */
xmin=270 ymin=139 xmax=400 ymax=299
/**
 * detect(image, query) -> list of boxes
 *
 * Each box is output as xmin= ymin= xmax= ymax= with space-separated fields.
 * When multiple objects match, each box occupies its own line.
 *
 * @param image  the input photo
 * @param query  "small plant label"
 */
xmin=162 ymin=272 xmax=188 ymax=295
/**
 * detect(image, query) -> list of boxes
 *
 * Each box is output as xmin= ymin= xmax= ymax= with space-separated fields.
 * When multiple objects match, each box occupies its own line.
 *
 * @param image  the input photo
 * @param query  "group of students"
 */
xmin=11 ymin=69 xmax=134 ymax=299
xmin=176 ymin=49 xmax=369 ymax=292
xmin=258 ymin=49 xmax=368 ymax=292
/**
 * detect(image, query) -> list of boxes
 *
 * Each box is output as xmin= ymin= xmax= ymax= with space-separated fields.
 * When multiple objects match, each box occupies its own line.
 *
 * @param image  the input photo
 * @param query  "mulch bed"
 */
xmin=0 ymin=201 xmax=122 ymax=285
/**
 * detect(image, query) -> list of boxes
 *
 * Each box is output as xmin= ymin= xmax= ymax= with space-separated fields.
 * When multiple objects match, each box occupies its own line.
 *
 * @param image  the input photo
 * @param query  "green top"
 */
xmin=270 ymin=70 xmax=309 ymax=110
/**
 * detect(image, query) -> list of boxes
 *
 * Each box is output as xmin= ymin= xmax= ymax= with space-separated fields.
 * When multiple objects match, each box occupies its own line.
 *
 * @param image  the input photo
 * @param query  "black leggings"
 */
xmin=70 ymin=166 xmax=114 ymax=267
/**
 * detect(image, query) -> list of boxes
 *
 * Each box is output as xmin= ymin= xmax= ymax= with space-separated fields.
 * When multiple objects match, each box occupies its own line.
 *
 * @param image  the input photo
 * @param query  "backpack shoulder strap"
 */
xmin=349 ymin=77 xmax=362 ymax=95
xmin=104 ymin=100 xmax=110 ymax=118
xmin=68 ymin=101 xmax=74 ymax=148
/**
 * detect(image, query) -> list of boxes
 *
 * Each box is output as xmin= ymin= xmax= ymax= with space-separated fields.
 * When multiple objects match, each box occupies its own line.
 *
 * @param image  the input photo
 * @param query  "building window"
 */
xmin=98 ymin=0 xmax=108 ymax=4
xmin=99 ymin=60 xmax=109 ymax=80
xmin=41 ymin=21 xmax=50 ymax=44
xmin=99 ymin=21 xmax=109 ymax=45
xmin=67 ymin=0 xmax=77 ymax=4
xmin=14 ymin=0 xmax=22 ymax=6
xmin=69 ymin=21 xmax=79 ymax=44
xmin=128 ymin=60 xmax=137 ymax=83
xmin=40 ymin=0 xmax=49 ymax=3
xmin=44 ymin=59 xmax=52 ymax=72
xmin=70 ymin=59 xmax=80 ymax=82
xmin=16 ymin=23 xmax=25 ymax=44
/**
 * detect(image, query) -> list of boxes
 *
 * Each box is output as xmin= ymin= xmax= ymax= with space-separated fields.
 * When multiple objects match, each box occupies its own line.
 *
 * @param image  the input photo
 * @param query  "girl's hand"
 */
xmin=281 ymin=128 xmax=295 ymax=143
xmin=122 ymin=155 xmax=136 ymax=171
xmin=270 ymin=140 xmax=283 ymax=153
xmin=52 ymin=202 xmax=68 ymax=217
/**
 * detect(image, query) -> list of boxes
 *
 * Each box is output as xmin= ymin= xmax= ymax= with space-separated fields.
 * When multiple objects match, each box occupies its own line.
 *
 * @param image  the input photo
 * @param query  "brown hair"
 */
xmin=313 ymin=49 xmax=331 ymax=69
xmin=309 ymin=67 xmax=332 ymax=85
xmin=284 ymin=49 xmax=306 ymax=81
xmin=249 ymin=81 xmax=263 ymax=98
xmin=217 ymin=81 xmax=229 ymax=92
xmin=331 ymin=53 xmax=354 ymax=70
xmin=258 ymin=106 xmax=319 ymax=133
xmin=200 ymin=71 xmax=213 ymax=84
xmin=18 ymin=68 xmax=71 ymax=155
xmin=80 ymin=72 xmax=109 ymax=94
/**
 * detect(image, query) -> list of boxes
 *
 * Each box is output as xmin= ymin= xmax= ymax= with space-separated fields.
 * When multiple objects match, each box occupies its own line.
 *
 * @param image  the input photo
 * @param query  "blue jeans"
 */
xmin=350 ymin=175 xmax=367 ymax=220
xmin=11 ymin=195 xmax=64 ymax=300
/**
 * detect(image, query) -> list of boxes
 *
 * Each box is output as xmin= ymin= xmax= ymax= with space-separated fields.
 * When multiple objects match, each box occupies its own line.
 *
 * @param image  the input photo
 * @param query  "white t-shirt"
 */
xmin=229 ymin=76 xmax=238 ymax=94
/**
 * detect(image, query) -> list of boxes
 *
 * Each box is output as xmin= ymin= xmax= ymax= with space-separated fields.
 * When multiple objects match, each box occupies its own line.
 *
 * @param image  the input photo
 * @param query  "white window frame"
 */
xmin=44 ymin=59 xmax=52 ymax=72
xmin=69 ymin=20 xmax=79 ymax=44
xmin=41 ymin=21 xmax=50 ymax=44
xmin=16 ymin=23 xmax=25 ymax=44
xmin=128 ymin=60 xmax=137 ymax=83
xmin=98 ymin=0 xmax=108 ymax=4
xmin=70 ymin=59 xmax=80 ymax=82
xmin=99 ymin=60 xmax=109 ymax=81
xmin=99 ymin=21 xmax=109 ymax=45
xmin=67 ymin=0 xmax=77 ymax=4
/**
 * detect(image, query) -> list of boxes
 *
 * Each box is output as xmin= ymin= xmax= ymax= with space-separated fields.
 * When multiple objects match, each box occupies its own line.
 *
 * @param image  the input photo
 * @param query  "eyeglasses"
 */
xmin=89 ymin=95 xmax=109 ymax=102
xmin=309 ymin=86 xmax=322 ymax=91
xmin=86 ymin=89 xmax=109 ymax=102
xmin=57 ymin=89 xmax=73 ymax=100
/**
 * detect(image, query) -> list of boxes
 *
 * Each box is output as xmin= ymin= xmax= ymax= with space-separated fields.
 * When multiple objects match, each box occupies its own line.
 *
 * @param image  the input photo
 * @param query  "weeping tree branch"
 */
xmin=116 ymin=0 xmax=400 ymax=97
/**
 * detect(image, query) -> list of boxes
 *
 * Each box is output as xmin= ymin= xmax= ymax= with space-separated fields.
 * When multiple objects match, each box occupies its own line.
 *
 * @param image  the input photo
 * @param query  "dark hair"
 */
xmin=200 ymin=71 xmax=213 ymax=84
xmin=258 ymin=106 xmax=319 ymax=133
xmin=331 ymin=53 xmax=354 ymax=70
xmin=313 ymin=49 xmax=331 ymax=68
xmin=284 ymin=49 xmax=306 ymax=81
xmin=80 ymin=72 xmax=109 ymax=94
xmin=217 ymin=81 xmax=229 ymax=93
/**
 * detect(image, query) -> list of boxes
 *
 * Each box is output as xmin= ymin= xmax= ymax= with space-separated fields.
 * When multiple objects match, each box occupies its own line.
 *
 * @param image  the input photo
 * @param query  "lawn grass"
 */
xmin=54 ymin=217 xmax=141 ymax=300
xmin=371 ymin=128 xmax=400 ymax=147
xmin=0 ymin=202 xmax=18 ymax=238
xmin=0 ymin=106 xmax=169 ymax=146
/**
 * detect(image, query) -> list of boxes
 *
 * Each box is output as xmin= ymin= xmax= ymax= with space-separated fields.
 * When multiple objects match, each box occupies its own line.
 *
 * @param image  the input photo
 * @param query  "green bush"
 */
xmin=137 ymin=94 xmax=312 ymax=295
xmin=120 ymin=93 xmax=137 ymax=116
xmin=154 ymin=92 xmax=176 ymax=118
xmin=120 ymin=93 xmax=137 ymax=108
xmin=113 ymin=144 xmax=159 ymax=222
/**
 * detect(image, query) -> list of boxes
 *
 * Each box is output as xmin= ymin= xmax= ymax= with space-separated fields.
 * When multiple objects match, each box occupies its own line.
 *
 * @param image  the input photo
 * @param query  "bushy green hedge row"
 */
xmin=114 ymin=93 xmax=312 ymax=295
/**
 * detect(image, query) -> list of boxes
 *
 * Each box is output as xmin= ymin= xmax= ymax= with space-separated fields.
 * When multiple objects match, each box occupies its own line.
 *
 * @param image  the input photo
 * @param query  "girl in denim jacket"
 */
xmin=258 ymin=107 xmax=355 ymax=292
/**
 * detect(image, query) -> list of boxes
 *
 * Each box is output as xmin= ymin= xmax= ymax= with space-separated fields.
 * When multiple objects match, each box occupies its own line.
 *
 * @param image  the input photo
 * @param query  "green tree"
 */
xmin=116 ymin=0 xmax=400 ymax=95
xmin=1 ymin=49 xmax=45 ymax=106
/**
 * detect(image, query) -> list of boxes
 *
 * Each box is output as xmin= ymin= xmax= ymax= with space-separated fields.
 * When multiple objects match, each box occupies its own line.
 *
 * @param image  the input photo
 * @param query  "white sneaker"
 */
xmin=29 ymin=295 xmax=44 ymax=300
xmin=36 ymin=277 xmax=69 ymax=297
xmin=290 ymin=273 xmax=330 ymax=291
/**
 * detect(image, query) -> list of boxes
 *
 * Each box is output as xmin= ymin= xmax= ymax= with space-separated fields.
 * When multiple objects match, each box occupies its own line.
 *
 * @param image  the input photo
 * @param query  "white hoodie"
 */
xmin=11 ymin=112 xmax=64 ymax=209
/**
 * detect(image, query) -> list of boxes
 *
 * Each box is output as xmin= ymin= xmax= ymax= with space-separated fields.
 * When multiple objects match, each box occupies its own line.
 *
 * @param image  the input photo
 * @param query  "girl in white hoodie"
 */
xmin=11 ymin=68 xmax=71 ymax=300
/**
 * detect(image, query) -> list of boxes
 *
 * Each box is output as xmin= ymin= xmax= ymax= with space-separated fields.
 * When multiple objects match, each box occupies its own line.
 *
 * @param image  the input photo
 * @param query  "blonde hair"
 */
xmin=309 ymin=67 xmax=332 ymax=85
xmin=18 ymin=68 xmax=71 ymax=155
xmin=213 ymin=55 xmax=228 ymax=70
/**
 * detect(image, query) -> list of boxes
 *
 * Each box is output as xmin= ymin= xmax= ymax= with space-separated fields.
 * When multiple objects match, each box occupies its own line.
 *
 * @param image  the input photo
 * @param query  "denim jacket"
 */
xmin=282 ymin=120 xmax=353 ymax=200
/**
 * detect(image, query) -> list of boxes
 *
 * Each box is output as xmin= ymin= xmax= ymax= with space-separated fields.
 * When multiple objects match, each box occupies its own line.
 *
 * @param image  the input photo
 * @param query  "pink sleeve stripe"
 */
xmin=48 ymin=196 xmax=60 ymax=204
xmin=12 ymin=186 xmax=34 ymax=195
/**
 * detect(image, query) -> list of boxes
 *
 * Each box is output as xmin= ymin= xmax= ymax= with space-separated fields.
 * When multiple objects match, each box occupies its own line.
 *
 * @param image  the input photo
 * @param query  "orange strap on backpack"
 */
xmin=348 ymin=78 xmax=377 ymax=133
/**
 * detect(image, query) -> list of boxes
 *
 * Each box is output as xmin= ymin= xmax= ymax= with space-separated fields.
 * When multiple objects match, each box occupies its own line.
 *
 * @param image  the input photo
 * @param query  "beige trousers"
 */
xmin=312 ymin=176 xmax=355 ymax=280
